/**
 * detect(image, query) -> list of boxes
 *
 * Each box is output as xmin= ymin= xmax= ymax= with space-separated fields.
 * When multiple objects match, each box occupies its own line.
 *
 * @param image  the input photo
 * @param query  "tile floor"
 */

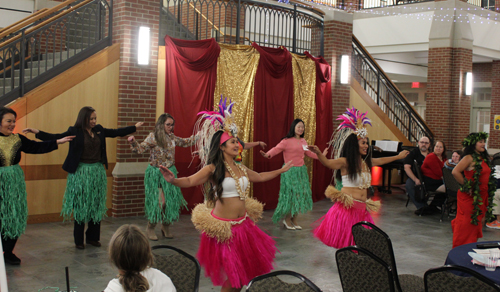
xmin=4 ymin=186 xmax=500 ymax=292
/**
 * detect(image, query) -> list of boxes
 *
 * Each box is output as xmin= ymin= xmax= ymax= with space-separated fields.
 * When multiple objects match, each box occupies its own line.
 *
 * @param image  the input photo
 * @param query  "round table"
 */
xmin=445 ymin=241 xmax=500 ymax=284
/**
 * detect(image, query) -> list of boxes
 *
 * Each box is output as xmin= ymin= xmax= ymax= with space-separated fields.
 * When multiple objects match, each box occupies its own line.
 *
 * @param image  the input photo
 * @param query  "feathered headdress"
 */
xmin=194 ymin=95 xmax=238 ymax=167
xmin=330 ymin=107 xmax=372 ymax=160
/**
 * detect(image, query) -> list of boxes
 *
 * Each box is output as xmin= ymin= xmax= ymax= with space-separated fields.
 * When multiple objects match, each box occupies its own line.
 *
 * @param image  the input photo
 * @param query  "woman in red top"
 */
xmin=421 ymin=140 xmax=446 ymax=193
xmin=452 ymin=133 xmax=495 ymax=248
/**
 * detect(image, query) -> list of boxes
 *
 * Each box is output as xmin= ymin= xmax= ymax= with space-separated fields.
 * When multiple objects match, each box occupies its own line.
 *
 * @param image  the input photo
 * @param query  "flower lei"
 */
xmin=459 ymin=152 xmax=496 ymax=225
xmin=462 ymin=132 xmax=488 ymax=148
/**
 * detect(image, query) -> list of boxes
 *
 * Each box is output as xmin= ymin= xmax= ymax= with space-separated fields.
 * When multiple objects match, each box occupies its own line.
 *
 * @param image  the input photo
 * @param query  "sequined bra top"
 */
xmin=219 ymin=176 xmax=249 ymax=198
xmin=341 ymin=172 xmax=372 ymax=189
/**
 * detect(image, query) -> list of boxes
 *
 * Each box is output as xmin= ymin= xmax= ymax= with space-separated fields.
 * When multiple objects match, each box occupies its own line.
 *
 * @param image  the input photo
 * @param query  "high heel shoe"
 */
xmin=291 ymin=222 xmax=302 ymax=230
xmin=161 ymin=223 xmax=173 ymax=239
xmin=282 ymin=219 xmax=295 ymax=230
xmin=146 ymin=222 xmax=158 ymax=241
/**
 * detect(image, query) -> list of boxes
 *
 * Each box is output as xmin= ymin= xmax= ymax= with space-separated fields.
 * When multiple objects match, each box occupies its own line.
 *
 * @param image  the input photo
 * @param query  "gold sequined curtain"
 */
xmin=291 ymin=53 xmax=317 ymax=184
xmin=214 ymin=44 xmax=260 ymax=170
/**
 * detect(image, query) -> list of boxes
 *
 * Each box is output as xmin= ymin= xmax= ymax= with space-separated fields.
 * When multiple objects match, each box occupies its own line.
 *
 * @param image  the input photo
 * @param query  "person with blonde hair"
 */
xmin=105 ymin=224 xmax=176 ymax=292
xmin=128 ymin=113 xmax=196 ymax=240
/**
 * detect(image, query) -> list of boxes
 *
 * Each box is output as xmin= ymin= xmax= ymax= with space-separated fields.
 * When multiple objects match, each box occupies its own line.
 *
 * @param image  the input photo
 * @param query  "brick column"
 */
xmin=426 ymin=47 xmax=453 ymax=146
xmin=490 ymin=61 xmax=500 ymax=148
xmin=323 ymin=14 xmax=353 ymax=128
xmin=426 ymin=47 xmax=472 ymax=150
xmin=111 ymin=0 xmax=160 ymax=217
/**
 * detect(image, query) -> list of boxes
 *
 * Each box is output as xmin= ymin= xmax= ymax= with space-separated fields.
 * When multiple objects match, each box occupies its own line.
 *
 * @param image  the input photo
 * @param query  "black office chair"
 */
xmin=246 ymin=270 xmax=322 ymax=292
xmin=152 ymin=245 xmax=200 ymax=292
xmin=424 ymin=265 xmax=500 ymax=292
xmin=336 ymin=246 xmax=395 ymax=292
xmin=413 ymin=160 xmax=445 ymax=216
xmin=352 ymin=222 xmax=424 ymax=292
xmin=441 ymin=167 xmax=460 ymax=221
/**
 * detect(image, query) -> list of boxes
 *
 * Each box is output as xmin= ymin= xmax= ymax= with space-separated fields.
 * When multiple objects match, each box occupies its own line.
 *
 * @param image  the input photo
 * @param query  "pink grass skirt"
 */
xmin=196 ymin=213 xmax=277 ymax=288
xmin=313 ymin=200 xmax=374 ymax=249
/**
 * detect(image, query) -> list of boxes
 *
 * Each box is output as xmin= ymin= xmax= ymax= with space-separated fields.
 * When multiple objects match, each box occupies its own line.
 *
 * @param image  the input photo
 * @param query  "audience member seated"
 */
xmin=104 ymin=224 xmax=176 ymax=292
xmin=404 ymin=136 xmax=430 ymax=215
xmin=420 ymin=140 xmax=447 ymax=213
xmin=444 ymin=150 xmax=463 ymax=170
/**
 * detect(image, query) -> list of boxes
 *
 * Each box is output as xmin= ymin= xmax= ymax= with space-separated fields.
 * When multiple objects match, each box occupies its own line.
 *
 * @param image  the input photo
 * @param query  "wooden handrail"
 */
xmin=0 ymin=0 xmax=93 ymax=48
xmin=352 ymin=35 xmax=434 ymax=138
xmin=0 ymin=9 xmax=48 ymax=36
xmin=188 ymin=3 xmax=251 ymax=42
xmin=0 ymin=0 xmax=81 ymax=40
xmin=0 ymin=54 xmax=32 ymax=76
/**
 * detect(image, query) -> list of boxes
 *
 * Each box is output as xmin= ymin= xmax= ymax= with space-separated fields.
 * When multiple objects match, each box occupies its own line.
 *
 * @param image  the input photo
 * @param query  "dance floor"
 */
xmin=5 ymin=186 xmax=500 ymax=291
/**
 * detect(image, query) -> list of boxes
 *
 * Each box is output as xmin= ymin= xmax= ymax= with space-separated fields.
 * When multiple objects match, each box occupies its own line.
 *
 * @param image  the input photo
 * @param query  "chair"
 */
xmin=441 ymin=167 xmax=460 ymax=222
xmin=413 ymin=160 xmax=446 ymax=216
xmin=352 ymin=222 xmax=424 ymax=292
xmin=424 ymin=265 xmax=500 ymax=292
xmin=151 ymin=245 xmax=200 ymax=292
xmin=246 ymin=270 xmax=322 ymax=292
xmin=336 ymin=246 xmax=395 ymax=292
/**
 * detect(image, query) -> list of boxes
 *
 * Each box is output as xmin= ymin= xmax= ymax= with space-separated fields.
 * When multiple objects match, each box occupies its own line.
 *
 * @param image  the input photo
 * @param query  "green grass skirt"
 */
xmin=144 ymin=165 xmax=187 ymax=224
xmin=61 ymin=163 xmax=107 ymax=224
xmin=0 ymin=164 xmax=28 ymax=239
xmin=272 ymin=165 xmax=313 ymax=224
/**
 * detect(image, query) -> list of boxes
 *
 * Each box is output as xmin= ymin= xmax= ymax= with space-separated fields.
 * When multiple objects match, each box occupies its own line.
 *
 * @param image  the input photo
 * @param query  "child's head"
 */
xmin=109 ymin=224 xmax=154 ymax=292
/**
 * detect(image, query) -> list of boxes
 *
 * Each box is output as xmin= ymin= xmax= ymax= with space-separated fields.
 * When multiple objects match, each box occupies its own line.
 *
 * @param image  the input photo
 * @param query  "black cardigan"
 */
xmin=36 ymin=124 xmax=136 ymax=173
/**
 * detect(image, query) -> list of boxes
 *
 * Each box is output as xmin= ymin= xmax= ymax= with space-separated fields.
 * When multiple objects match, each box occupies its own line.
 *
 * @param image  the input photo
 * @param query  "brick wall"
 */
xmin=449 ymin=48 xmax=472 ymax=149
xmin=111 ymin=0 xmax=160 ymax=217
xmin=426 ymin=47 xmax=472 ymax=150
xmin=472 ymin=62 xmax=492 ymax=83
xmin=323 ymin=20 xmax=352 ymax=128
xmin=490 ymin=60 xmax=500 ymax=148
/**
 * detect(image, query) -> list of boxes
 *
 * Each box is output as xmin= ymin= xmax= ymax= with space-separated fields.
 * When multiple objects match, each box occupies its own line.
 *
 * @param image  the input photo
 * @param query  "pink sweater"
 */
xmin=265 ymin=138 xmax=318 ymax=166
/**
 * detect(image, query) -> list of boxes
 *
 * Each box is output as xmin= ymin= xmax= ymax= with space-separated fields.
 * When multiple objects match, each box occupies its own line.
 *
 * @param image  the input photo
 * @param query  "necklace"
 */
xmin=223 ymin=161 xmax=250 ymax=200
xmin=358 ymin=160 xmax=371 ymax=189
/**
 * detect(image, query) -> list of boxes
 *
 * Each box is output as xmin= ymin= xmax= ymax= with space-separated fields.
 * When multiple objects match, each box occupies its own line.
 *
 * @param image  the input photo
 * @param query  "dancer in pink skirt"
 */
xmin=160 ymin=99 xmax=292 ymax=292
xmin=308 ymin=108 xmax=408 ymax=249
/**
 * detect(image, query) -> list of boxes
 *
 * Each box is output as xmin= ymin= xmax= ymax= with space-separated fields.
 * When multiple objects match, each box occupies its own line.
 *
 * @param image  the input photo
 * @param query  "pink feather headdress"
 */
xmin=194 ymin=95 xmax=238 ymax=167
xmin=329 ymin=107 xmax=372 ymax=160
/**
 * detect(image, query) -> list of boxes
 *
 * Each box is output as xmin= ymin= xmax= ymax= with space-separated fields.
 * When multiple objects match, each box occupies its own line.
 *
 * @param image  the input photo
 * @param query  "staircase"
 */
xmin=351 ymin=36 xmax=434 ymax=144
xmin=0 ymin=0 xmax=112 ymax=106
xmin=160 ymin=7 xmax=196 ymax=45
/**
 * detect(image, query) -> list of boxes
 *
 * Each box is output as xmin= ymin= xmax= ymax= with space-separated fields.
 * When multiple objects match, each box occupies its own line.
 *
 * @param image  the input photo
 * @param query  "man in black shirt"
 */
xmin=404 ymin=137 xmax=431 ymax=215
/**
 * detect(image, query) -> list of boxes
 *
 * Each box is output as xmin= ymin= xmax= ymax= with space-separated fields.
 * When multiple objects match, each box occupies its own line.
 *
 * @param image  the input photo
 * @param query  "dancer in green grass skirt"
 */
xmin=261 ymin=119 xmax=327 ymax=230
xmin=129 ymin=113 xmax=197 ymax=240
xmin=1 ymin=107 xmax=73 ymax=265
xmin=24 ymin=106 xmax=142 ymax=249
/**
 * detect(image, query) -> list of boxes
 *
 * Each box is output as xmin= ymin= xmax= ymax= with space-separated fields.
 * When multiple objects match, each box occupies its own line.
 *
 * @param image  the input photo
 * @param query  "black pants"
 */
xmin=0 ymin=220 xmax=19 ymax=254
xmin=1 ymin=235 xmax=18 ymax=255
xmin=74 ymin=221 xmax=101 ymax=245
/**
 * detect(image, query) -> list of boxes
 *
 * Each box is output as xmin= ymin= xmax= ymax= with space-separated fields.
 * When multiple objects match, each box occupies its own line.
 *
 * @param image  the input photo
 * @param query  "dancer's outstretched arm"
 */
xmin=372 ymin=150 xmax=409 ymax=166
xmin=308 ymin=145 xmax=346 ymax=170
xmin=244 ymin=161 xmax=293 ymax=183
xmin=160 ymin=164 xmax=213 ymax=188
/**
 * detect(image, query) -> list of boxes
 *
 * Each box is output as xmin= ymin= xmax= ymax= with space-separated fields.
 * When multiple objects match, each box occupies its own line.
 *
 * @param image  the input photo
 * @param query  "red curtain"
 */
xmin=251 ymin=43 xmax=295 ymax=209
xmin=305 ymin=52 xmax=333 ymax=201
xmin=164 ymin=36 xmax=220 ymax=210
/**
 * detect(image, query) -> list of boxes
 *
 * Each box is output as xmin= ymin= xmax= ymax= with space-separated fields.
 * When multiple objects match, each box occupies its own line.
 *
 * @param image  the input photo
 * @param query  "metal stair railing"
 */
xmin=351 ymin=35 xmax=434 ymax=143
xmin=0 ymin=0 xmax=112 ymax=106
xmin=160 ymin=0 xmax=324 ymax=55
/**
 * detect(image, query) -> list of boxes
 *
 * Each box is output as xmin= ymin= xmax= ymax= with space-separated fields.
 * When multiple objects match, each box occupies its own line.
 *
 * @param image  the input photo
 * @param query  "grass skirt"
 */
xmin=313 ymin=200 xmax=374 ymax=249
xmin=144 ymin=165 xmax=187 ymax=224
xmin=0 ymin=165 xmax=28 ymax=239
xmin=272 ymin=165 xmax=312 ymax=223
xmin=61 ymin=163 xmax=107 ymax=224
xmin=197 ymin=214 xmax=277 ymax=288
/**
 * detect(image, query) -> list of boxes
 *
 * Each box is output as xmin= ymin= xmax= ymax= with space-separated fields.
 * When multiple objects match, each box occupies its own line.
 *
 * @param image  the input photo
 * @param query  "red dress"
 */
xmin=451 ymin=160 xmax=490 ymax=248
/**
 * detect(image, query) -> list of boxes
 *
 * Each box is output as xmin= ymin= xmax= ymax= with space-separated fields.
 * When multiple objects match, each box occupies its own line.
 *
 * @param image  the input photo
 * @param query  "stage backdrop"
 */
xmin=163 ymin=36 xmax=332 ymax=210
